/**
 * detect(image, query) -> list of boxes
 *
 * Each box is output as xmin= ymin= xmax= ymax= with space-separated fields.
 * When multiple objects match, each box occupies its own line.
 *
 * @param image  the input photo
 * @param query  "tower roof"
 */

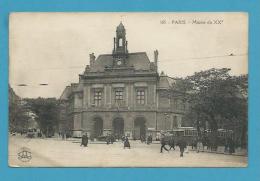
xmin=116 ymin=22 xmax=125 ymax=31
xmin=84 ymin=52 xmax=155 ymax=73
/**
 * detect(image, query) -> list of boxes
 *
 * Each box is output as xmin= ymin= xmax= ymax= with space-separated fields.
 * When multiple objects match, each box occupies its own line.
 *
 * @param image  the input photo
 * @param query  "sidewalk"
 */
xmin=42 ymin=137 xmax=248 ymax=156
xmin=189 ymin=146 xmax=247 ymax=156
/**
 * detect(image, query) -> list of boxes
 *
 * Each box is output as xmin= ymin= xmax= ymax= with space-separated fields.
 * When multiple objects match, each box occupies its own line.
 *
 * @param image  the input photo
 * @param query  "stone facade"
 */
xmin=60 ymin=23 xmax=190 ymax=139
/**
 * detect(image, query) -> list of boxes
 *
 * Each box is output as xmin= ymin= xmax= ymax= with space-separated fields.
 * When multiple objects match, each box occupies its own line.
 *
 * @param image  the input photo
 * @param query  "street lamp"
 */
xmin=164 ymin=113 xmax=169 ymax=131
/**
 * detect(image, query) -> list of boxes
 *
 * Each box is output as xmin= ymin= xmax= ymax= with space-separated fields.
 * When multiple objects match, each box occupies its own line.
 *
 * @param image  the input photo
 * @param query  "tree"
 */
xmin=25 ymin=97 xmax=59 ymax=137
xmin=9 ymin=86 xmax=30 ymax=132
xmin=9 ymin=100 xmax=30 ymax=132
xmin=172 ymin=68 xmax=248 ymax=147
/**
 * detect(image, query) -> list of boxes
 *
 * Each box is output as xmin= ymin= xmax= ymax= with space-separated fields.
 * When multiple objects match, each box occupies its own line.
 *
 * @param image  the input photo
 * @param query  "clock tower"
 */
xmin=112 ymin=22 xmax=128 ymax=67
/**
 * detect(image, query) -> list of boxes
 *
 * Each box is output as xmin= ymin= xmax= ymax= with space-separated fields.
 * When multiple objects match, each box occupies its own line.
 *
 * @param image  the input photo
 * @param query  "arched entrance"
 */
xmin=112 ymin=118 xmax=124 ymax=139
xmin=134 ymin=117 xmax=146 ymax=140
xmin=93 ymin=117 xmax=103 ymax=138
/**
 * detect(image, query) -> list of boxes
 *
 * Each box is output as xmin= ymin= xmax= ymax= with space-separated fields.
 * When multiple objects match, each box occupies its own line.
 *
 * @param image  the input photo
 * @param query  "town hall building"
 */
xmin=59 ymin=23 xmax=190 ymax=139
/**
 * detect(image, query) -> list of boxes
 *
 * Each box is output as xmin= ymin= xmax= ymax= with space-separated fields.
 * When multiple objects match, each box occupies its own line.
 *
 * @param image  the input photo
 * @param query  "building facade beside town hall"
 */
xmin=59 ymin=23 xmax=191 ymax=139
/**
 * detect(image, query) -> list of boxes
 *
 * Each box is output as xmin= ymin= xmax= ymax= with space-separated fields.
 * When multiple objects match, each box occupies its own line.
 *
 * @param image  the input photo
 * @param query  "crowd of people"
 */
xmin=80 ymin=133 xmax=236 ymax=156
xmin=191 ymin=136 xmax=236 ymax=154
xmin=80 ymin=133 xmax=189 ymax=157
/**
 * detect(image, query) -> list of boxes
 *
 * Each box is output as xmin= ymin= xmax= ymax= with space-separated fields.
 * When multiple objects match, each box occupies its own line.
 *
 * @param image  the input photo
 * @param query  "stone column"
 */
xmin=103 ymin=113 xmax=112 ymax=136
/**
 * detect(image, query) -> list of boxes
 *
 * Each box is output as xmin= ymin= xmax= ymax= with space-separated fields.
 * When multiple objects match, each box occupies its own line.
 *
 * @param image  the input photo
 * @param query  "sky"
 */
xmin=9 ymin=12 xmax=248 ymax=98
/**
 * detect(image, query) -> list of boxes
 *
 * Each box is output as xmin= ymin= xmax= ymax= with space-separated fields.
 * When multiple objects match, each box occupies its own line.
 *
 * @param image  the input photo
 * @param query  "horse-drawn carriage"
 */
xmin=161 ymin=127 xmax=234 ymax=150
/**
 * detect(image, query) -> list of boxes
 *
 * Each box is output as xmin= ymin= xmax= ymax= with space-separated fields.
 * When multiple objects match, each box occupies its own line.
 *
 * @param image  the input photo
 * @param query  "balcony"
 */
xmin=112 ymin=100 xmax=126 ymax=108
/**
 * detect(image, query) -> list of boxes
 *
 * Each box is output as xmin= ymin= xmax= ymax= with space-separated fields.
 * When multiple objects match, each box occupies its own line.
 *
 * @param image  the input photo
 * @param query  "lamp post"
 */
xmin=164 ymin=113 xmax=169 ymax=131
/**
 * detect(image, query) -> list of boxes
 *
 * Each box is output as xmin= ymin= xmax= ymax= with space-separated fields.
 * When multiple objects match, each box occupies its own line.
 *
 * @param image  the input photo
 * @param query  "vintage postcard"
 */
xmin=8 ymin=12 xmax=248 ymax=167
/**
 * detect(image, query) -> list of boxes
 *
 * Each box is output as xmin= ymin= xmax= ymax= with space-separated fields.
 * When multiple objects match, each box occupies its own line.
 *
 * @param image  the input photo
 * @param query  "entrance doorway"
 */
xmin=134 ymin=117 xmax=146 ymax=140
xmin=93 ymin=117 xmax=103 ymax=138
xmin=112 ymin=118 xmax=124 ymax=139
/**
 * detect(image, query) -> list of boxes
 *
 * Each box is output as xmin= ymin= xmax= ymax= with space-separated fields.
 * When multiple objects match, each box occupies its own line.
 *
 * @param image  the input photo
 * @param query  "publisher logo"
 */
xmin=17 ymin=147 xmax=32 ymax=162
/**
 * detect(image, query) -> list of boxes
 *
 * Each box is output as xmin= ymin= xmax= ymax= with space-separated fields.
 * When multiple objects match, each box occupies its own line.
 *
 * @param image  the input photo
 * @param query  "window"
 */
xmin=115 ymin=90 xmax=123 ymax=101
xmin=94 ymin=89 xmax=102 ymax=106
xmin=136 ymin=90 xmax=145 ymax=105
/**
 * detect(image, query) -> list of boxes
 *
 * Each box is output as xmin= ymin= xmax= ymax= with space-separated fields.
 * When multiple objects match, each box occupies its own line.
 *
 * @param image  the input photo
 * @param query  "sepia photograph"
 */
xmin=8 ymin=12 xmax=248 ymax=167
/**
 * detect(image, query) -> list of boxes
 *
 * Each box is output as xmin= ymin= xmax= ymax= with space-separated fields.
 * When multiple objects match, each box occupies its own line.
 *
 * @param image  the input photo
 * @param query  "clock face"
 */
xmin=117 ymin=60 xmax=122 ymax=65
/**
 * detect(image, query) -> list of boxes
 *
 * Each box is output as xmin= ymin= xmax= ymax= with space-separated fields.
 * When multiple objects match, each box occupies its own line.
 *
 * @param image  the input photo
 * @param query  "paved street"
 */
xmin=9 ymin=135 xmax=247 ymax=167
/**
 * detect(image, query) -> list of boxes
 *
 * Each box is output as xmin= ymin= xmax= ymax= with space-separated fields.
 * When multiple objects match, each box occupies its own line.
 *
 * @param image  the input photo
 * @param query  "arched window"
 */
xmin=119 ymin=38 xmax=123 ymax=47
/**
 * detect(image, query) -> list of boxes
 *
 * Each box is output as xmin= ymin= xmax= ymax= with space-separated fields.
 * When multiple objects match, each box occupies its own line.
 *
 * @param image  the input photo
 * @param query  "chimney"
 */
xmin=154 ymin=50 xmax=159 ymax=70
xmin=89 ymin=53 xmax=95 ymax=67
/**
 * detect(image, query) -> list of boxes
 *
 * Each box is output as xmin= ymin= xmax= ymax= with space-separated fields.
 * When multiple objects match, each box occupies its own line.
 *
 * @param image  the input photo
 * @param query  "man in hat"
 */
xmin=147 ymin=134 xmax=153 ymax=145
xmin=124 ymin=136 xmax=131 ymax=149
xmin=177 ymin=137 xmax=187 ymax=157
xmin=81 ymin=133 xmax=88 ymax=147
xmin=160 ymin=134 xmax=169 ymax=153
xmin=106 ymin=134 xmax=110 ymax=145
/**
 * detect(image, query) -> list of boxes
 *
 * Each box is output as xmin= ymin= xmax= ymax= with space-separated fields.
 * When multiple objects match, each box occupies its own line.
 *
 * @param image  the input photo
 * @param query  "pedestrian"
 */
xmin=191 ymin=138 xmax=197 ymax=150
xmin=224 ymin=138 xmax=229 ymax=153
xmin=124 ymin=137 xmax=131 ymax=149
xmin=168 ymin=136 xmax=175 ymax=150
xmin=160 ymin=134 xmax=169 ymax=153
xmin=81 ymin=134 xmax=85 ymax=146
xmin=149 ymin=135 xmax=153 ymax=144
xmin=196 ymin=138 xmax=203 ymax=153
xmin=147 ymin=135 xmax=152 ymax=145
xmin=106 ymin=134 xmax=110 ymax=145
xmin=177 ymin=137 xmax=187 ymax=157
xmin=85 ymin=133 xmax=89 ymax=146
xmin=108 ymin=134 xmax=112 ymax=143
xmin=81 ymin=133 xmax=88 ymax=147
xmin=228 ymin=137 xmax=235 ymax=154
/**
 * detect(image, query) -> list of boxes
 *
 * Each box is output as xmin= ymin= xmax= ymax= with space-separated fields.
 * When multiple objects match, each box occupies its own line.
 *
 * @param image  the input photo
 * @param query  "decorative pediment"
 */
xmin=134 ymin=82 xmax=147 ymax=87
xmin=91 ymin=84 xmax=104 ymax=88
xmin=112 ymin=83 xmax=125 ymax=88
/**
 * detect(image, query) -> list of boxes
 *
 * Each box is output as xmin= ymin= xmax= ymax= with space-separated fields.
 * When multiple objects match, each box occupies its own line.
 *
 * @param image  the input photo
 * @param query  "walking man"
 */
xmin=106 ymin=134 xmax=110 ymax=145
xmin=81 ymin=133 xmax=88 ymax=147
xmin=160 ymin=134 xmax=169 ymax=153
xmin=147 ymin=134 xmax=153 ymax=145
xmin=169 ymin=136 xmax=175 ymax=150
xmin=177 ymin=137 xmax=187 ymax=157
xmin=124 ymin=136 xmax=131 ymax=149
